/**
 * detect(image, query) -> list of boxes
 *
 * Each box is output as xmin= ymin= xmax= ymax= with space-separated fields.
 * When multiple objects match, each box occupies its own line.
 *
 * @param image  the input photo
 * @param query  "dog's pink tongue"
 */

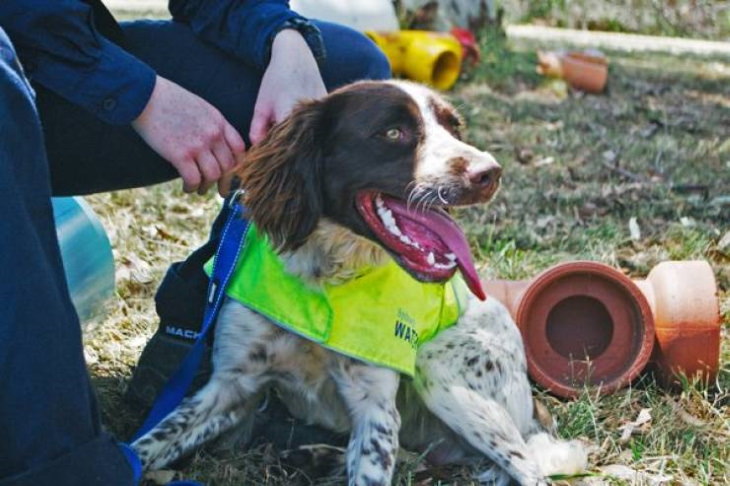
xmin=387 ymin=199 xmax=486 ymax=300
xmin=424 ymin=212 xmax=486 ymax=301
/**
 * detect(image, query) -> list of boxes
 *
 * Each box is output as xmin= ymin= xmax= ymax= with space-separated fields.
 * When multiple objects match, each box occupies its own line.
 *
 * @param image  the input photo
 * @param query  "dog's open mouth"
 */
xmin=356 ymin=191 xmax=486 ymax=300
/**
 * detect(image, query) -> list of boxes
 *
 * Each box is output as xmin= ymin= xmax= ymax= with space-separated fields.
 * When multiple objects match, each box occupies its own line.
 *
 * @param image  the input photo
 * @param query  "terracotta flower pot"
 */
xmin=537 ymin=50 xmax=608 ymax=94
xmin=560 ymin=51 xmax=608 ymax=94
xmin=635 ymin=261 xmax=721 ymax=388
xmin=483 ymin=261 xmax=720 ymax=398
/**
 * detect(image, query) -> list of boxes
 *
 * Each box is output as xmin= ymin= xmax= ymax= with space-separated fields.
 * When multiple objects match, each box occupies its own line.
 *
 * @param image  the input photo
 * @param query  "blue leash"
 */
xmin=122 ymin=195 xmax=250 ymax=485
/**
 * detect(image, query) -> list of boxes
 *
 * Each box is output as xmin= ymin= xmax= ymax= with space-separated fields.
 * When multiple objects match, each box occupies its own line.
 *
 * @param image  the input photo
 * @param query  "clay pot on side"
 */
xmin=560 ymin=51 xmax=608 ymax=94
xmin=635 ymin=261 xmax=721 ymax=388
xmin=537 ymin=50 xmax=608 ymax=94
xmin=484 ymin=261 xmax=720 ymax=398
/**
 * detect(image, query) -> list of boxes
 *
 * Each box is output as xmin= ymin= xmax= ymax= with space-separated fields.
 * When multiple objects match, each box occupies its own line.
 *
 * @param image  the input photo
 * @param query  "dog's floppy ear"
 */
xmin=238 ymin=98 xmax=325 ymax=252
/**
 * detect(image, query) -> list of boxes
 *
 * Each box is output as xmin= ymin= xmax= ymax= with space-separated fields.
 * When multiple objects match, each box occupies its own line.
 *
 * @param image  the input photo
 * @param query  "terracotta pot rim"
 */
xmin=516 ymin=261 xmax=655 ymax=398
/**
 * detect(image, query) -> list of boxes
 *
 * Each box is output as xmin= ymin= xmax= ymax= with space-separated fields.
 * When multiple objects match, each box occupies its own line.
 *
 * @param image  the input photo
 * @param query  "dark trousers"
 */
xmin=0 ymin=20 xmax=389 ymax=485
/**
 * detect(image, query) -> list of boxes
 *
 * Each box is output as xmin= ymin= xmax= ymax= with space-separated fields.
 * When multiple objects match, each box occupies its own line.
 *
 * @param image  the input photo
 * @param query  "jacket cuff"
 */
xmin=268 ymin=17 xmax=327 ymax=68
xmin=76 ymin=38 xmax=156 ymax=124
xmin=32 ymin=36 xmax=155 ymax=125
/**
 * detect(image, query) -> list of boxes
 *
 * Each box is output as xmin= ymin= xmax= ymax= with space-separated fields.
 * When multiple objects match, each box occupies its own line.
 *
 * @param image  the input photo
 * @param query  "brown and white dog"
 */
xmin=132 ymin=81 xmax=586 ymax=485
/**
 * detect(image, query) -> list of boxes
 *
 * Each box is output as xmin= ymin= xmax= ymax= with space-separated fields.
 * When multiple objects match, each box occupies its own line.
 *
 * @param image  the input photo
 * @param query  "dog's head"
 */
xmin=238 ymin=80 xmax=501 ymax=299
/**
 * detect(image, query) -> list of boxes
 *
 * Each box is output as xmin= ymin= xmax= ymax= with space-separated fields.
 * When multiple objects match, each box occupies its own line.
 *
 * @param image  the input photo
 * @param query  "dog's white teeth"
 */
xmin=446 ymin=252 xmax=457 ymax=262
xmin=376 ymin=197 xmax=424 ymax=249
xmin=378 ymin=205 xmax=402 ymax=236
xmin=428 ymin=251 xmax=456 ymax=270
xmin=399 ymin=234 xmax=421 ymax=249
xmin=433 ymin=261 xmax=458 ymax=270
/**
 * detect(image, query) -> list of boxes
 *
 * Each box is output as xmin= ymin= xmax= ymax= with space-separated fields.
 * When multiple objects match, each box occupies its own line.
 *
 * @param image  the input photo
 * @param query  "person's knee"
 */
xmin=316 ymin=21 xmax=392 ymax=86
xmin=343 ymin=29 xmax=391 ymax=81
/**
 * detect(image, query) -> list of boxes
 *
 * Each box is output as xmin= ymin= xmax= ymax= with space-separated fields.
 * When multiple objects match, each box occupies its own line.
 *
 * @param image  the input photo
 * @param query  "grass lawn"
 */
xmin=83 ymin=33 xmax=729 ymax=485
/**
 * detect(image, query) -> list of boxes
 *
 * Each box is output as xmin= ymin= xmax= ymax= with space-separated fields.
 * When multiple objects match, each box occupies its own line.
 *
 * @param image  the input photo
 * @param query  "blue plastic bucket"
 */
xmin=51 ymin=197 xmax=115 ymax=325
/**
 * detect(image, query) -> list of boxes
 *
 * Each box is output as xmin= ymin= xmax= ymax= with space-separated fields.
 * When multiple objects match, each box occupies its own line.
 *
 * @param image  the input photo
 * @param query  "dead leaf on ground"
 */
xmin=515 ymin=146 xmax=535 ymax=164
xmin=588 ymin=464 xmax=673 ymax=486
xmin=154 ymin=225 xmax=183 ymax=243
xmin=118 ymin=254 xmax=154 ymax=285
xmin=534 ymin=156 xmax=555 ymax=167
xmin=668 ymin=399 xmax=707 ymax=428
xmin=618 ymin=408 xmax=652 ymax=444
xmin=629 ymin=216 xmax=641 ymax=241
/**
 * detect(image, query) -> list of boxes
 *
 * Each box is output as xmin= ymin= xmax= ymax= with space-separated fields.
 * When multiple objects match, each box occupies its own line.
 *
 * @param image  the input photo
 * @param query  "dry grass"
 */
xmin=83 ymin=40 xmax=728 ymax=485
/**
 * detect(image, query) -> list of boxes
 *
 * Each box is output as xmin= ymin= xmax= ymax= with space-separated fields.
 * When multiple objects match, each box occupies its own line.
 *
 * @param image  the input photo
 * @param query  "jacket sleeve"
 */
xmin=0 ymin=0 xmax=156 ymax=124
xmin=169 ymin=0 xmax=326 ymax=71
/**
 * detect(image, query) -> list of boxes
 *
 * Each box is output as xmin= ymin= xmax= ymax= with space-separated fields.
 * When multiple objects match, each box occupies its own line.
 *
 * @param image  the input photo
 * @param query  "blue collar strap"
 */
xmin=133 ymin=197 xmax=249 ymax=439
xmin=122 ymin=195 xmax=250 ymax=485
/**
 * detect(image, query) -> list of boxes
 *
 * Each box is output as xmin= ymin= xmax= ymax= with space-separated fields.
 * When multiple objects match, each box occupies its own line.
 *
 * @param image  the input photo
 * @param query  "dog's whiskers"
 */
xmin=405 ymin=181 xmax=421 ymax=212
xmin=406 ymin=184 xmax=432 ymax=214
xmin=407 ymin=184 xmax=448 ymax=215
xmin=436 ymin=187 xmax=448 ymax=205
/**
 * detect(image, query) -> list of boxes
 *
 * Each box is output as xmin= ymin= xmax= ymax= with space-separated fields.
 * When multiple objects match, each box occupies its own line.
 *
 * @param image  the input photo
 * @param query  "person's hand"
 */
xmin=132 ymin=76 xmax=246 ymax=196
xmin=249 ymin=29 xmax=327 ymax=145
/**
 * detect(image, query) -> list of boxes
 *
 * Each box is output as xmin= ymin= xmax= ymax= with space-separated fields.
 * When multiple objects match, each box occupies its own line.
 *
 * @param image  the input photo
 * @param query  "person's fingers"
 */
xmin=195 ymin=150 xmax=221 ymax=195
xmin=174 ymin=157 xmax=202 ymax=193
xmin=211 ymin=137 xmax=236 ymax=176
xmin=223 ymin=122 xmax=246 ymax=156
xmin=217 ymin=171 xmax=236 ymax=198
xmin=131 ymin=76 xmax=249 ymax=195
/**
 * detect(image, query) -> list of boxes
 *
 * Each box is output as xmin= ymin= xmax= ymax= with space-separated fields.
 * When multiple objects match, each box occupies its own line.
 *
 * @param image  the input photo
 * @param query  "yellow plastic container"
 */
xmin=366 ymin=30 xmax=463 ymax=90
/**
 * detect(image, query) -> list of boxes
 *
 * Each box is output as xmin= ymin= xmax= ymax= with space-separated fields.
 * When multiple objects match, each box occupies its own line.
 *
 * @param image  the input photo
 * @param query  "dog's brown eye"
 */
xmin=385 ymin=128 xmax=402 ymax=141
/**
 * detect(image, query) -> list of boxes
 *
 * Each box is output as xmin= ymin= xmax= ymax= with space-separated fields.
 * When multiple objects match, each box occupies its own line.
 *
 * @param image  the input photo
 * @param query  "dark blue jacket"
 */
xmin=0 ymin=0 xmax=320 ymax=124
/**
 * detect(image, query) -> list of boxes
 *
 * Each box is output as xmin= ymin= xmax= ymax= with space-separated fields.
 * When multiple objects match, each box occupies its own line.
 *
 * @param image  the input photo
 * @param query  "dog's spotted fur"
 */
xmin=132 ymin=81 xmax=586 ymax=485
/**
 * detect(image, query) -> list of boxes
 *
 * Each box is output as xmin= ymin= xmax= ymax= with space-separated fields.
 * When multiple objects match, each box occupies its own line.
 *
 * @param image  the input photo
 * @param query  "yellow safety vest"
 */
xmin=205 ymin=224 xmax=466 ymax=376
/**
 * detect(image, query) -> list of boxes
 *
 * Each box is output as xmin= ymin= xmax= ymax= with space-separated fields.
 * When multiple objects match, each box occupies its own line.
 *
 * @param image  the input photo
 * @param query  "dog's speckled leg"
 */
xmin=131 ymin=373 xmax=261 ymax=470
xmin=414 ymin=297 xmax=546 ymax=486
xmin=333 ymin=359 xmax=401 ymax=486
